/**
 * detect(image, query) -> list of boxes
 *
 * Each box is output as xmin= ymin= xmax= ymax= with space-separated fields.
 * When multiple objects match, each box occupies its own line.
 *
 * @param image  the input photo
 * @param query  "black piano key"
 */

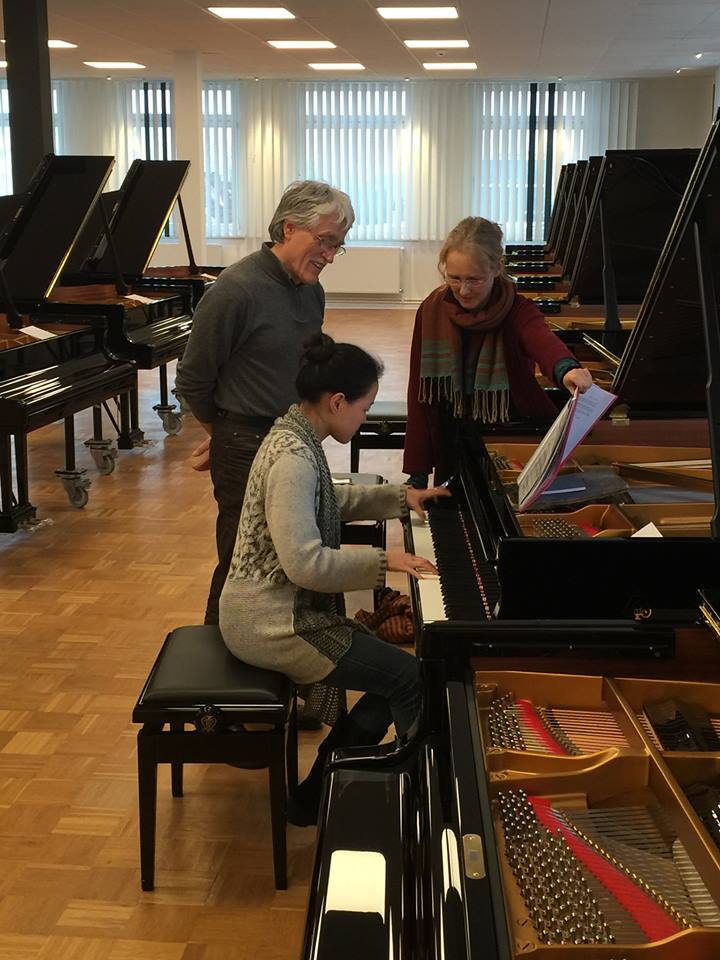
xmin=427 ymin=503 xmax=499 ymax=621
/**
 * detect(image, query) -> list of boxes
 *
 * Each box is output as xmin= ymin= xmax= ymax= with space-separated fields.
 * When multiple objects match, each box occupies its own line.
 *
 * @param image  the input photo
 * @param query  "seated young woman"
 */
xmin=219 ymin=333 xmax=448 ymax=825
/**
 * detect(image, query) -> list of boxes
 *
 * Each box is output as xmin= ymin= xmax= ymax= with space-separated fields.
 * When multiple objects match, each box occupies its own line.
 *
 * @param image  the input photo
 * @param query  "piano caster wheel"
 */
xmin=96 ymin=453 xmax=116 ymax=475
xmin=68 ymin=486 xmax=90 ymax=509
xmin=55 ymin=469 xmax=92 ymax=510
xmin=161 ymin=412 xmax=182 ymax=436
xmin=154 ymin=403 xmax=183 ymax=436
xmin=86 ymin=440 xmax=118 ymax=476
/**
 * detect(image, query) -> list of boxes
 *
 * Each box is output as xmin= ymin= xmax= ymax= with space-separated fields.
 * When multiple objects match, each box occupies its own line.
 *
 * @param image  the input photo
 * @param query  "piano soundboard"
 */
xmin=477 ymin=671 xmax=720 ymax=957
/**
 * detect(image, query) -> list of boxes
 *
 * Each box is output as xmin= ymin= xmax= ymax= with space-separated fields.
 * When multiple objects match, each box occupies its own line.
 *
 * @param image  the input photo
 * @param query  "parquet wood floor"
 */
xmin=0 ymin=309 xmax=415 ymax=960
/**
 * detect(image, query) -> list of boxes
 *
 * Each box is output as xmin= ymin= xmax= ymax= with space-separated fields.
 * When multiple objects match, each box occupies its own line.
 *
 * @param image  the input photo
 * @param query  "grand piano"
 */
xmin=517 ymin=149 xmax=697 ymax=317
xmin=0 ymin=155 xmax=137 ymax=530
xmin=302 ymin=118 xmax=720 ymax=959
xmin=505 ymin=163 xmax=570 ymax=262
xmin=2 ymin=155 xmax=195 ymax=443
xmin=61 ymin=158 xmax=223 ymax=432
xmin=63 ymin=157 xmax=222 ymax=311
xmin=507 ymin=161 xmax=583 ymax=296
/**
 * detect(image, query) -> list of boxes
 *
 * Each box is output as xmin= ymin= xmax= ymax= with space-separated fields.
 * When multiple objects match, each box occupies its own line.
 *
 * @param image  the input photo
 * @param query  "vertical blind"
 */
xmin=0 ymin=79 xmax=172 ymax=194
xmin=54 ymin=78 xmax=173 ymax=189
xmin=202 ymin=78 xmax=638 ymax=242
xmin=0 ymin=77 xmax=638 ymax=243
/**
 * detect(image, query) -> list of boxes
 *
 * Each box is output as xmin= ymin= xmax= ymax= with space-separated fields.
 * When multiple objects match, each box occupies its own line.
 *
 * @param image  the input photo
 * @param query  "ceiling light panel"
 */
xmin=268 ymin=40 xmax=336 ymax=48
xmin=308 ymin=62 xmax=365 ymax=70
xmin=377 ymin=7 xmax=458 ymax=19
xmin=423 ymin=61 xmax=476 ymax=70
xmin=208 ymin=7 xmax=295 ymax=18
xmin=404 ymin=39 xmax=468 ymax=48
xmin=1 ymin=39 xmax=78 ymax=48
xmin=84 ymin=61 xmax=146 ymax=69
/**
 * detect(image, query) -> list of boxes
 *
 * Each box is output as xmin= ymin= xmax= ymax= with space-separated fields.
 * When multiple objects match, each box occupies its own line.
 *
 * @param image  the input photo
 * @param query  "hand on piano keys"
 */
xmin=405 ymin=482 xmax=452 ymax=521
xmin=386 ymin=549 xmax=438 ymax=580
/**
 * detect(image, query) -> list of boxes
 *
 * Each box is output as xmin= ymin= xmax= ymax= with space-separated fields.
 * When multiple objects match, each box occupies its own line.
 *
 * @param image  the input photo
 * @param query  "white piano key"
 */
xmin=409 ymin=514 xmax=447 ymax=623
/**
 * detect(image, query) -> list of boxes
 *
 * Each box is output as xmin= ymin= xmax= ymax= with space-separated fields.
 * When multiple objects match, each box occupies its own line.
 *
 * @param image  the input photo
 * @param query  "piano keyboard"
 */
xmin=497 ymin=788 xmax=720 ymax=947
xmin=409 ymin=502 xmax=500 ymax=624
xmin=409 ymin=513 xmax=445 ymax=623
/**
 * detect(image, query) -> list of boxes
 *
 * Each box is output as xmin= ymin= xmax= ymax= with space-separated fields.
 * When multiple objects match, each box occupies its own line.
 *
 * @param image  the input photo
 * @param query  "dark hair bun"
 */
xmin=302 ymin=333 xmax=336 ymax=365
xmin=296 ymin=334 xmax=384 ymax=403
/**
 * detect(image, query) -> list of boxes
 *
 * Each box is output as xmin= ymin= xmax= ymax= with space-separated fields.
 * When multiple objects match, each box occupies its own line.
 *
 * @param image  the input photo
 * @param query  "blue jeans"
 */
xmin=324 ymin=631 xmax=422 ymax=738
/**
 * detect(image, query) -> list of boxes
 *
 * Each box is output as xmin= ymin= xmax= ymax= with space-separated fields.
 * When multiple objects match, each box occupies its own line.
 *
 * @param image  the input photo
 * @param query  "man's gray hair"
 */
xmin=268 ymin=180 xmax=355 ymax=242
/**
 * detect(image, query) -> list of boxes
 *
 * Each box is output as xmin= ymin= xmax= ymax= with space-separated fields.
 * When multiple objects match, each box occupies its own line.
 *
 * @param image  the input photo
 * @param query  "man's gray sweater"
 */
xmin=176 ymin=244 xmax=324 ymax=423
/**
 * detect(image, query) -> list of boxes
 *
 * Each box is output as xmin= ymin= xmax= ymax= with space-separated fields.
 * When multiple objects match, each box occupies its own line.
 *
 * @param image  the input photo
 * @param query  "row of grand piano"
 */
xmin=0 ymin=153 xmax=220 ymax=530
xmin=301 ymin=116 xmax=720 ymax=957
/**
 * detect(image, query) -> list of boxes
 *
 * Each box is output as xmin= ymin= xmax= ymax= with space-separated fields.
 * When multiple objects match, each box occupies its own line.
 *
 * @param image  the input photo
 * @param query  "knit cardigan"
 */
xmin=219 ymin=409 xmax=408 ymax=684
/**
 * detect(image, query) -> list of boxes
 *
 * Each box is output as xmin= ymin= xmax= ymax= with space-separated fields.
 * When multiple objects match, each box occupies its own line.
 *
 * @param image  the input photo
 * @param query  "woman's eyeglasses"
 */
xmin=443 ymin=273 xmax=489 ymax=290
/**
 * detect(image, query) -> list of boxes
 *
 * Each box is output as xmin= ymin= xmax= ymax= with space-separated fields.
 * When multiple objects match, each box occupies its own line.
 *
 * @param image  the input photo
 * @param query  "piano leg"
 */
xmin=153 ymin=364 xmax=182 ymax=436
xmin=129 ymin=387 xmax=145 ymax=446
xmin=0 ymin=433 xmax=36 ymax=533
xmin=55 ymin=416 xmax=91 ymax=509
xmin=116 ymin=373 xmax=144 ymax=449
xmin=85 ymin=405 xmax=118 ymax=476
xmin=117 ymin=392 xmax=134 ymax=450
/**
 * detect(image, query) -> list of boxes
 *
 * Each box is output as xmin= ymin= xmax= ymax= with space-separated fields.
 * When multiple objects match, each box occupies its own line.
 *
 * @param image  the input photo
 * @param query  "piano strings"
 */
xmin=487 ymin=693 xmax=630 ymax=755
xmin=497 ymin=788 xmax=720 ymax=948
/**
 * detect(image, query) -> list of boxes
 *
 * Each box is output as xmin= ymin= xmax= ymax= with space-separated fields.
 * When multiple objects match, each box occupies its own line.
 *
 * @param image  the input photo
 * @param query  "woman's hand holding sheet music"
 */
xmin=562 ymin=367 xmax=593 ymax=393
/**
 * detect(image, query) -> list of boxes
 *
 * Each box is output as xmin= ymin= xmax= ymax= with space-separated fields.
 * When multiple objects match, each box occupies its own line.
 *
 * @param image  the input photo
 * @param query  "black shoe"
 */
xmin=297 ymin=706 xmax=323 ymax=731
xmin=287 ymin=793 xmax=319 ymax=827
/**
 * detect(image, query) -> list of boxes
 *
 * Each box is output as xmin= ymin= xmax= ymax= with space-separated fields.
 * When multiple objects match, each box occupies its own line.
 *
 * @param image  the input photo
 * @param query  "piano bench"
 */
xmin=350 ymin=401 xmax=407 ymax=472
xmin=132 ymin=625 xmax=298 ymax=892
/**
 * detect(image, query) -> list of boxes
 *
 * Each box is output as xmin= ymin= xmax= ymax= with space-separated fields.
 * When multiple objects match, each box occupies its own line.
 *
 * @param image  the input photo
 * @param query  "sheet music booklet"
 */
xmin=516 ymin=383 xmax=617 ymax=511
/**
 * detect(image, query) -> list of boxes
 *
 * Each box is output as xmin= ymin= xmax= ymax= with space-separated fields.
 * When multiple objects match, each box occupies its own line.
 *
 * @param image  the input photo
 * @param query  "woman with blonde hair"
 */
xmin=403 ymin=216 xmax=592 ymax=486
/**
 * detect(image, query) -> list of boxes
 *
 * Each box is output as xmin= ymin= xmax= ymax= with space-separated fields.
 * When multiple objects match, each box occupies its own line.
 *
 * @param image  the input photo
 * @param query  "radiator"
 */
xmin=321 ymin=246 xmax=402 ymax=295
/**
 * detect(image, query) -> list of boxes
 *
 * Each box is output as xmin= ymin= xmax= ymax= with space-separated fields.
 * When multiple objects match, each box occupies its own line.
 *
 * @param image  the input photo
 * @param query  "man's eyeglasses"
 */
xmin=443 ymin=273 xmax=489 ymax=290
xmin=313 ymin=234 xmax=346 ymax=257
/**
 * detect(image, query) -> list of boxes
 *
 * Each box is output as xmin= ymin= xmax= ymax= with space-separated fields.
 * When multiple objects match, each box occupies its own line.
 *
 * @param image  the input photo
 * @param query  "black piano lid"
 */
xmin=89 ymin=159 xmax=190 ymax=276
xmin=61 ymin=189 xmax=121 ymax=276
xmin=612 ymin=118 xmax=720 ymax=417
xmin=553 ymin=160 xmax=586 ymax=268
xmin=568 ymin=148 xmax=699 ymax=304
xmin=562 ymin=155 xmax=602 ymax=279
xmin=546 ymin=162 xmax=573 ymax=252
xmin=0 ymin=194 xmax=21 ymax=234
xmin=0 ymin=155 xmax=114 ymax=303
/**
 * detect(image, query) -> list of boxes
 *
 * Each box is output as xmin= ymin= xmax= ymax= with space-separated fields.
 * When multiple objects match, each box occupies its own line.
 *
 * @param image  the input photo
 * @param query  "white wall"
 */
xmin=155 ymin=74 xmax=716 ymax=307
xmin=151 ymin=236 xmax=443 ymax=304
xmin=635 ymin=76 xmax=714 ymax=149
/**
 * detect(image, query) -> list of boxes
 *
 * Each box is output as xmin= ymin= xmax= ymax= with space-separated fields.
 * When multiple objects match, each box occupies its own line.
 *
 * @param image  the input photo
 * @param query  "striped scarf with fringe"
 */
xmin=418 ymin=276 xmax=516 ymax=423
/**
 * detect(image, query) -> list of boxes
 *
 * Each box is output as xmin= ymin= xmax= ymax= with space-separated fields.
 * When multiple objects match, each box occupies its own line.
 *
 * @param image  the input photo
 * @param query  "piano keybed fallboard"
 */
xmin=475 ymin=670 xmax=720 ymax=958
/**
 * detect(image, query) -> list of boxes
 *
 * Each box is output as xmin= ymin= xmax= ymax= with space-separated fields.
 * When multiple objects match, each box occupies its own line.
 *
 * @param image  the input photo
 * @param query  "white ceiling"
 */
xmin=2 ymin=0 xmax=719 ymax=81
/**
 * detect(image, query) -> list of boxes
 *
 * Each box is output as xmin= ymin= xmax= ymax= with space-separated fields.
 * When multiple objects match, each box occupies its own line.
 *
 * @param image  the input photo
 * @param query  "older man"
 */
xmin=177 ymin=180 xmax=355 ymax=625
